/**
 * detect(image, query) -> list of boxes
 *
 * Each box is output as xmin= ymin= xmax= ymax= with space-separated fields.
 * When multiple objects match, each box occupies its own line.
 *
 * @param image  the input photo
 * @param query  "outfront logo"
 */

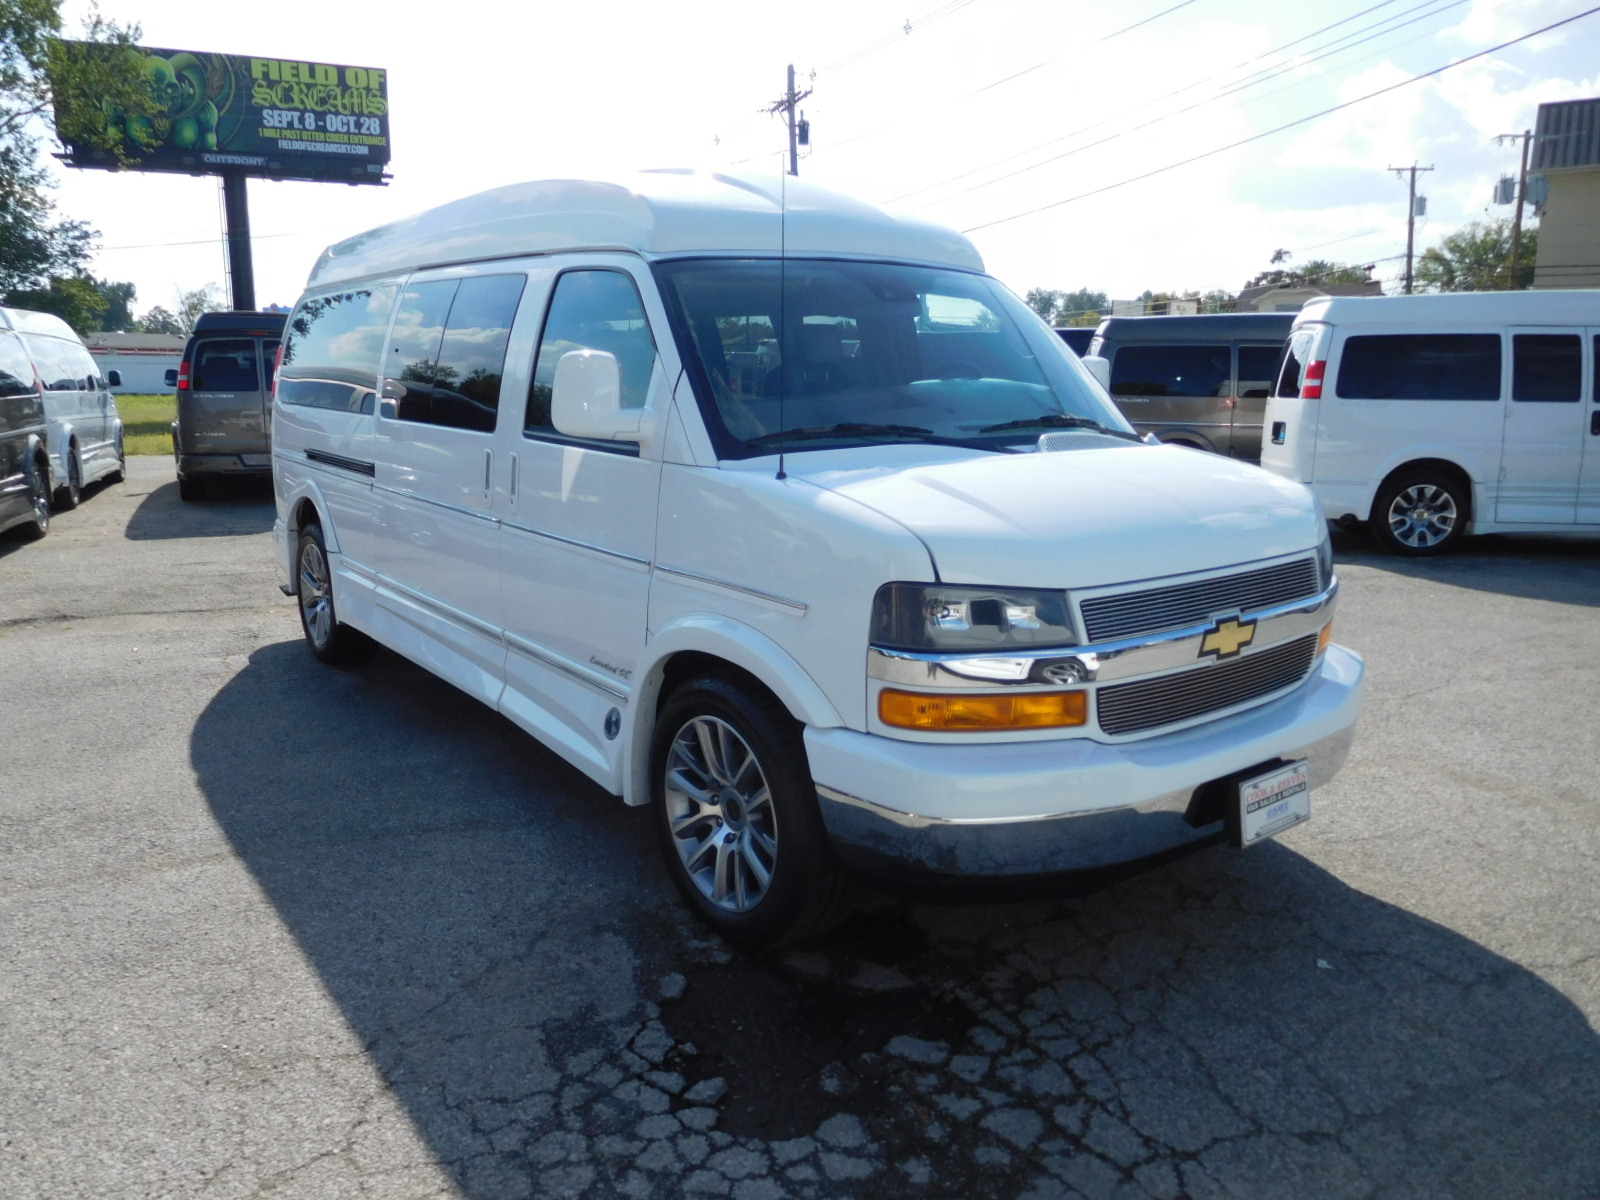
xmin=1199 ymin=617 xmax=1256 ymax=660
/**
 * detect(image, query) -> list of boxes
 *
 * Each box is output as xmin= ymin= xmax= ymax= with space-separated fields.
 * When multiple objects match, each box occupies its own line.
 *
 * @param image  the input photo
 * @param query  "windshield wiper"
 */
xmin=977 ymin=413 xmax=1143 ymax=442
xmin=745 ymin=423 xmax=1017 ymax=453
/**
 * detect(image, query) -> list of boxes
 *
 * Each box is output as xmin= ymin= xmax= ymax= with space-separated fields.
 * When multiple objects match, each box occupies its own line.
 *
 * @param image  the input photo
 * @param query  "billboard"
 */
xmin=54 ymin=44 xmax=390 ymax=185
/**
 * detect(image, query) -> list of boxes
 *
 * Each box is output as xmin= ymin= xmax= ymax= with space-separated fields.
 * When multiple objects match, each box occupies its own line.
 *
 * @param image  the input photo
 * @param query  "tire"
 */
xmin=18 ymin=457 xmax=50 ymax=541
xmin=295 ymin=522 xmax=375 ymax=665
xmin=1372 ymin=469 xmax=1468 ymax=556
xmin=106 ymin=434 xmax=126 ymax=485
xmin=177 ymin=476 xmax=206 ymax=502
xmin=53 ymin=446 xmax=81 ymax=511
xmin=652 ymin=675 xmax=851 ymax=946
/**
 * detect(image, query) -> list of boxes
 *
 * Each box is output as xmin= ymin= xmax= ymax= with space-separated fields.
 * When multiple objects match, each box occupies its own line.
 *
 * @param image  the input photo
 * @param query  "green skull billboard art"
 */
xmin=55 ymin=43 xmax=390 ymax=184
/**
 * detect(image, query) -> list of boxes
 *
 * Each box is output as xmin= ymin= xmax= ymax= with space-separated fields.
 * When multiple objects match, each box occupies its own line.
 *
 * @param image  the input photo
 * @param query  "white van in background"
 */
xmin=273 ymin=171 xmax=1363 ymax=944
xmin=0 ymin=307 xmax=126 ymax=510
xmin=1262 ymin=292 xmax=1600 ymax=555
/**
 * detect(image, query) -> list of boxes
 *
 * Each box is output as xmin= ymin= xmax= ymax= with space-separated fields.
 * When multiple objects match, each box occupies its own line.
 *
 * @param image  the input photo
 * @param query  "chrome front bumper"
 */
xmin=809 ymin=645 xmax=1362 ymax=881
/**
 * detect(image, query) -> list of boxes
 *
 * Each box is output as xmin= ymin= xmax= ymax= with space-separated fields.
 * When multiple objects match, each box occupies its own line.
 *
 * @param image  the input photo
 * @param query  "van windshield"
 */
xmin=656 ymin=258 xmax=1130 ymax=457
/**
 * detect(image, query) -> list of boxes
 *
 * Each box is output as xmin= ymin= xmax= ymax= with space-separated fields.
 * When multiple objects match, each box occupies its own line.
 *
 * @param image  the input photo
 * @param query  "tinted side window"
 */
xmin=385 ymin=276 xmax=524 ymax=433
xmin=192 ymin=339 xmax=259 ymax=392
xmin=0 ymin=332 xmax=35 ymax=398
xmin=1512 ymin=334 xmax=1580 ymax=402
xmin=1110 ymin=344 xmax=1230 ymax=398
xmin=1336 ymin=335 xmax=1500 ymax=400
xmin=280 ymin=284 xmax=398 ymax=413
xmin=1237 ymin=344 xmax=1283 ymax=400
xmin=527 ymin=271 xmax=656 ymax=446
xmin=23 ymin=337 xmax=77 ymax=390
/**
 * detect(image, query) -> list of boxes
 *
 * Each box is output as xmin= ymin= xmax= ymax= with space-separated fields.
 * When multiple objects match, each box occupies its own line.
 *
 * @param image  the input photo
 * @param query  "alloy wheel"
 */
xmin=298 ymin=538 xmax=334 ymax=649
xmin=663 ymin=716 xmax=779 ymax=913
xmin=1387 ymin=483 xmax=1457 ymax=549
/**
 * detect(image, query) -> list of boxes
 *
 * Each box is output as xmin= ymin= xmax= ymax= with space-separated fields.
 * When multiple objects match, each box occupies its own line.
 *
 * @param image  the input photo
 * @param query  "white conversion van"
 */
xmin=272 ymin=171 xmax=1364 ymax=943
xmin=1261 ymin=291 xmax=1600 ymax=554
xmin=0 ymin=306 xmax=126 ymax=510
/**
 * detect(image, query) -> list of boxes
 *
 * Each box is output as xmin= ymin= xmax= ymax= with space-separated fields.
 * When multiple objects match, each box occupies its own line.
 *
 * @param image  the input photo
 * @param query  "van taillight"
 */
xmin=177 ymin=361 xmax=191 ymax=391
xmin=1300 ymin=360 xmax=1326 ymax=400
xmin=272 ymin=344 xmax=283 ymax=400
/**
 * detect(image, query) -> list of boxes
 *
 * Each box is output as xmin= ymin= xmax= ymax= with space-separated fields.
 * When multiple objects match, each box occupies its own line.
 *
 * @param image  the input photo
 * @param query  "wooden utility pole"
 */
xmin=1390 ymin=163 xmax=1434 ymax=294
xmin=766 ymin=65 xmax=813 ymax=176
xmin=1496 ymin=130 xmax=1533 ymax=286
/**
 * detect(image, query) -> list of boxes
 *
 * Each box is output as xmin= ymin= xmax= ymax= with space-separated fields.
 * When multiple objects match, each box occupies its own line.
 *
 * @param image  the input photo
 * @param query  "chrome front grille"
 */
xmin=1080 ymin=558 xmax=1320 ymax=643
xmin=1096 ymin=634 xmax=1319 ymax=736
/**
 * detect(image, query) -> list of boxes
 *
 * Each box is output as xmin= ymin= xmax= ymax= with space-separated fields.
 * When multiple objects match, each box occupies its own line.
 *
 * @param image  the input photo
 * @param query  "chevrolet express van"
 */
xmin=0 ymin=306 xmax=125 ymax=510
xmin=169 ymin=310 xmax=288 ymax=500
xmin=0 ymin=325 xmax=51 ymax=540
xmin=273 ymin=171 xmax=1364 ymax=943
xmin=1261 ymin=292 xmax=1600 ymax=555
xmin=1082 ymin=313 xmax=1294 ymax=459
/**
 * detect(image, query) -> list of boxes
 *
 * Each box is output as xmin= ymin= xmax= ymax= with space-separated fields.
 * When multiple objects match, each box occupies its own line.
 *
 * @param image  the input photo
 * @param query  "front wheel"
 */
xmin=653 ymin=675 xmax=850 ymax=946
xmin=296 ymin=523 xmax=375 ymax=665
xmin=1373 ymin=470 xmax=1467 ymax=556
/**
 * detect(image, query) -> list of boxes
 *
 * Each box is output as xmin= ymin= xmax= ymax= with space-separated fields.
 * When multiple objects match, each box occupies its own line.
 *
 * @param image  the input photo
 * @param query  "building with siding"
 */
xmin=84 ymin=332 xmax=184 ymax=393
xmin=1531 ymin=97 xmax=1600 ymax=289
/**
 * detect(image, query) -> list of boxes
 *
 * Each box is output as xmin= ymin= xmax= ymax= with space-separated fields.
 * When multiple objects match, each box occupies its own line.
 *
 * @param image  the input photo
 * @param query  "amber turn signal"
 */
xmin=1317 ymin=621 xmax=1334 ymax=657
xmin=879 ymin=688 xmax=1088 ymax=731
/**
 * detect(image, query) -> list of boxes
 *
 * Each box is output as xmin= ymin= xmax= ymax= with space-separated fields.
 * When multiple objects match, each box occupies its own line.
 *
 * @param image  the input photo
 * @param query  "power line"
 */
xmin=815 ymin=0 xmax=983 ymax=75
xmin=961 ymin=3 xmax=1600 ymax=234
xmin=893 ymin=0 xmax=1468 ymax=209
xmin=101 ymin=232 xmax=303 ymax=251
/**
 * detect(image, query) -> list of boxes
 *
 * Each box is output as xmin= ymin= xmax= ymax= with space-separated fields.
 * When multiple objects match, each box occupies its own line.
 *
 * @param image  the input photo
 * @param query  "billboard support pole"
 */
xmin=221 ymin=169 xmax=256 ymax=312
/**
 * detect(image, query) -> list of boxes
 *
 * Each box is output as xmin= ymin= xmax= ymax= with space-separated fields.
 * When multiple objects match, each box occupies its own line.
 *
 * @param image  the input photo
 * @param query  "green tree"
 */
xmin=1248 ymin=251 xmax=1371 ymax=288
xmin=94 ymin=277 xmax=135 ymax=329
xmin=3 ymin=270 xmax=105 ymax=332
xmin=1416 ymin=219 xmax=1536 ymax=291
xmin=175 ymin=283 xmax=222 ymax=331
xmin=1 ymin=1 xmax=148 ymax=296
xmin=136 ymin=304 xmax=183 ymax=335
xmin=1025 ymin=286 xmax=1109 ymax=326
xmin=1024 ymin=288 xmax=1063 ymax=322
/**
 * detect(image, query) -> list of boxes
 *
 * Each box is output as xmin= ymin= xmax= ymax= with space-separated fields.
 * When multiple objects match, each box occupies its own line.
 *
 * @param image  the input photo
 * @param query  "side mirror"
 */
xmin=106 ymin=370 xmax=122 ymax=388
xmin=551 ymin=350 xmax=653 ymax=442
xmin=164 ymin=368 xmax=178 ymax=387
xmin=1081 ymin=354 xmax=1111 ymax=392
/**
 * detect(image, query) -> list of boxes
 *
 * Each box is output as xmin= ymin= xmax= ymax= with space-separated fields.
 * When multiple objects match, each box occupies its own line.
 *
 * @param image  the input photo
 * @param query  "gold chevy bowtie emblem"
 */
xmin=1200 ymin=618 xmax=1256 ymax=660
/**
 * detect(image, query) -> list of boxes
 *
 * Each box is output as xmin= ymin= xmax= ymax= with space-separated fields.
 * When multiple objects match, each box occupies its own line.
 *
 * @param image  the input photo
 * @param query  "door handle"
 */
xmin=484 ymin=448 xmax=493 ymax=499
xmin=1592 ymin=410 xmax=1600 ymax=436
xmin=508 ymin=453 xmax=519 ymax=501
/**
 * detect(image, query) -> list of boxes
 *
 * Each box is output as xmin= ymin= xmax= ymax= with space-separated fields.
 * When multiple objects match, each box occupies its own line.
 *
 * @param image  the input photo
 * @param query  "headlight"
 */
xmin=870 ymin=583 xmax=1077 ymax=653
xmin=1315 ymin=522 xmax=1334 ymax=590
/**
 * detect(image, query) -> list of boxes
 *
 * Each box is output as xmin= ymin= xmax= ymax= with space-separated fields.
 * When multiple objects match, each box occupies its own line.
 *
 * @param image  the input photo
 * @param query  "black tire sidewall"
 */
xmin=1374 ymin=471 xmax=1467 ymax=556
xmin=297 ymin=525 xmax=338 ymax=661
xmin=54 ymin=448 xmax=81 ymax=511
xmin=651 ymin=676 xmax=833 ymax=945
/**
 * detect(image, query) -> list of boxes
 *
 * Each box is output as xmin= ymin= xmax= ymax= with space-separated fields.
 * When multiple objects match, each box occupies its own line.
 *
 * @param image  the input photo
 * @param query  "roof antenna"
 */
xmin=777 ymin=155 xmax=789 ymax=482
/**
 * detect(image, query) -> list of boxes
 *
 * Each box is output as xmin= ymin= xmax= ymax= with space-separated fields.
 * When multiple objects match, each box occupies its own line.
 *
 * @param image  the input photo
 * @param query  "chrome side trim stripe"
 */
xmin=501 ymin=519 xmax=650 ymax=569
xmin=654 ymin=565 xmax=808 ymax=614
xmin=304 ymin=448 xmax=376 ymax=477
xmin=504 ymin=631 xmax=630 ymax=702
xmin=373 ymin=483 xmax=501 ymax=527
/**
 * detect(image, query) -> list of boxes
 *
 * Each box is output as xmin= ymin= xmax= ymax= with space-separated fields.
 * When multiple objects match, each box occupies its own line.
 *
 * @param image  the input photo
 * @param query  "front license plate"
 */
xmin=1238 ymin=759 xmax=1311 ymax=847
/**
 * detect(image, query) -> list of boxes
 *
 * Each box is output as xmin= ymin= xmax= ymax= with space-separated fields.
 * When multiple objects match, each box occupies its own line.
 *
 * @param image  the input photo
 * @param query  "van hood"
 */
xmin=794 ymin=444 xmax=1323 ymax=590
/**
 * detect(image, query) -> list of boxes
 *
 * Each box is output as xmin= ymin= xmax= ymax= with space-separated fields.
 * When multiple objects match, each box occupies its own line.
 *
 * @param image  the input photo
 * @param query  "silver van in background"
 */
xmin=0 ymin=306 xmax=125 ymax=511
xmin=167 ymin=310 xmax=287 ymax=501
xmin=1083 ymin=313 xmax=1294 ymax=459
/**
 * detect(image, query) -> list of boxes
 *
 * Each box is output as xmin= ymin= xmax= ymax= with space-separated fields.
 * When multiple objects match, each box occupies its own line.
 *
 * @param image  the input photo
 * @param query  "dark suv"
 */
xmin=168 ymin=311 xmax=288 ymax=500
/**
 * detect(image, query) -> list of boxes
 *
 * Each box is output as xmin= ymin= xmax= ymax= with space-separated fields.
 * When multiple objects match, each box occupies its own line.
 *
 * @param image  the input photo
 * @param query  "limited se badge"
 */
xmin=1199 ymin=617 xmax=1255 ymax=660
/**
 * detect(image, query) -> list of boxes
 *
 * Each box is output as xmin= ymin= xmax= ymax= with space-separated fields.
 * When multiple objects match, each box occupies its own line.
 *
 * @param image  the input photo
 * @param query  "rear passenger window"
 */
xmin=1512 ymin=334 xmax=1581 ymax=402
xmin=1336 ymin=335 xmax=1500 ymax=400
xmin=526 ymin=270 xmax=656 ymax=450
xmin=192 ymin=340 xmax=259 ymax=392
xmin=280 ymin=284 xmax=399 ymax=413
xmin=1236 ymin=345 xmax=1283 ymax=399
xmin=1110 ymin=345 xmax=1229 ymax=398
xmin=384 ymin=275 xmax=525 ymax=434
xmin=0 ymin=333 xmax=34 ymax=397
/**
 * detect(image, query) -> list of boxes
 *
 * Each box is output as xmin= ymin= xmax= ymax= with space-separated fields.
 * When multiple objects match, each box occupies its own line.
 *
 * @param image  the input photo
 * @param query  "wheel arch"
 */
xmin=279 ymin=481 xmax=337 ymax=596
xmin=621 ymin=616 xmax=843 ymax=807
xmin=1369 ymin=456 xmax=1476 ymax=525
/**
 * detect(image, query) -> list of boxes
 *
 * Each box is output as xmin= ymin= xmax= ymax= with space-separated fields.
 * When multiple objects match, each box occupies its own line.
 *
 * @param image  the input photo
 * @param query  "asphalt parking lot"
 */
xmin=2 ymin=456 xmax=1597 ymax=1200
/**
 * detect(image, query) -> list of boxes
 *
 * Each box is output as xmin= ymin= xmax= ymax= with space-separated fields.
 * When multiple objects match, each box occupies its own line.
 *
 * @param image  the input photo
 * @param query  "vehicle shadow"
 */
xmin=124 ymin=477 xmax=276 ymax=540
xmin=1333 ymin=525 xmax=1600 ymax=608
xmin=194 ymin=643 xmax=1600 ymax=1198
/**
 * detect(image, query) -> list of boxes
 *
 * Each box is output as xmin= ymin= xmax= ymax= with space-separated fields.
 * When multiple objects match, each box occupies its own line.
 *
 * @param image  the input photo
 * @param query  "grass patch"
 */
xmin=116 ymin=393 xmax=175 ymax=456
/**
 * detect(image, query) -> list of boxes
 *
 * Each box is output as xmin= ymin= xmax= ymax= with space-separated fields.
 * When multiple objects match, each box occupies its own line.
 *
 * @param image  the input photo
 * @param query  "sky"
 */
xmin=43 ymin=0 xmax=1600 ymax=320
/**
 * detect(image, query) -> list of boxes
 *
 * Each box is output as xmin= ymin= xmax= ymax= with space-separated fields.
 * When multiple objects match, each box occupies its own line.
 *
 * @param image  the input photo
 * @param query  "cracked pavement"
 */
xmin=1 ymin=458 xmax=1597 ymax=1198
